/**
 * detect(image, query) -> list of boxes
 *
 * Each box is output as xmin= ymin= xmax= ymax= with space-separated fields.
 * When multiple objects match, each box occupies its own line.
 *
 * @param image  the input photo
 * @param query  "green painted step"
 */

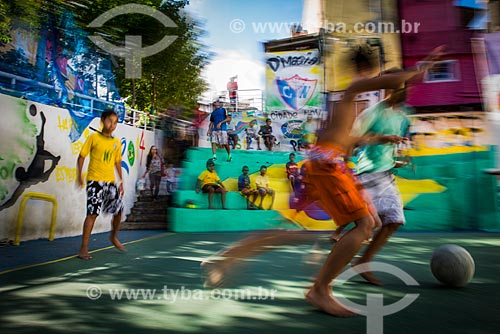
xmin=173 ymin=190 xmax=291 ymax=210
xmin=185 ymin=147 xmax=307 ymax=164
xmin=168 ymin=208 xmax=302 ymax=232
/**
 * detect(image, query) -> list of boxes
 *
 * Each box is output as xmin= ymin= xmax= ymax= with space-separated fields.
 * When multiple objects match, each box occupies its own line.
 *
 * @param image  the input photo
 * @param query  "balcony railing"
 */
xmin=0 ymin=70 xmax=160 ymax=131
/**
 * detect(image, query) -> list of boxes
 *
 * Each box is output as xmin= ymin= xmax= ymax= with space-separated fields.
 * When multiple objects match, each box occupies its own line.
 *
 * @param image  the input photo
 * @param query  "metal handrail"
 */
xmin=0 ymin=70 xmax=160 ymax=130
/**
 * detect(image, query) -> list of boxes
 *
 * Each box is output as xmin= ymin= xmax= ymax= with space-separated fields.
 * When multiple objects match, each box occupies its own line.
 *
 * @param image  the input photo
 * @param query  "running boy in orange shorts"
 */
xmin=202 ymin=45 xmax=445 ymax=317
xmin=304 ymin=46 xmax=444 ymax=316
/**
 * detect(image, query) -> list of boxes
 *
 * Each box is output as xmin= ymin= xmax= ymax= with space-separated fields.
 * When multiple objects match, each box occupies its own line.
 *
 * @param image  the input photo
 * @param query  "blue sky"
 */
xmin=186 ymin=0 xmax=303 ymax=96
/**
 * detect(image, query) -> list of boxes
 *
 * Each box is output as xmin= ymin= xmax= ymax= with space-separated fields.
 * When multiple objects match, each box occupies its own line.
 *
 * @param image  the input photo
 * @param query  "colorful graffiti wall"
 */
xmin=0 ymin=13 xmax=124 ymax=144
xmin=0 ymin=94 xmax=155 ymax=243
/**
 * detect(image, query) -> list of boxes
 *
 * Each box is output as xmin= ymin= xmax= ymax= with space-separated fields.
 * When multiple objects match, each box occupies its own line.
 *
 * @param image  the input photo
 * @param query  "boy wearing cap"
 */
xmin=195 ymin=159 xmax=227 ymax=209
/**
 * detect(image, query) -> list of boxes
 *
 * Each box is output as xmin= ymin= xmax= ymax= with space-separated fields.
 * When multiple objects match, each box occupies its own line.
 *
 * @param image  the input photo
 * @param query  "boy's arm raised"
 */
xmin=322 ymin=45 xmax=445 ymax=148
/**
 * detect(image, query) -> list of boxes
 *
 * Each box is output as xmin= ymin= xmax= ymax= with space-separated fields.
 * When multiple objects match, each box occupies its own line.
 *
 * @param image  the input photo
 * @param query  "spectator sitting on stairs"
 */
xmin=238 ymin=165 xmax=258 ymax=210
xmin=245 ymin=119 xmax=261 ymax=150
xmin=255 ymin=165 xmax=275 ymax=210
xmin=195 ymin=159 xmax=228 ymax=209
xmin=286 ymin=152 xmax=300 ymax=194
xmin=258 ymin=118 xmax=275 ymax=151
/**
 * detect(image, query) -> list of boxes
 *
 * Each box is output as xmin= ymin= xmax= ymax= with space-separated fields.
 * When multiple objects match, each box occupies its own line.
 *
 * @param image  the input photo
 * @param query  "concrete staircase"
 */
xmin=121 ymin=194 xmax=170 ymax=230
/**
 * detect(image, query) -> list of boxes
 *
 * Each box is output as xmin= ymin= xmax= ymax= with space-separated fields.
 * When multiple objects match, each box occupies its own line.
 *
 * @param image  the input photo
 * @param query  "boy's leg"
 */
xmin=110 ymin=211 xmax=126 ymax=252
xmin=268 ymin=189 xmax=275 ymax=210
xmin=99 ymin=182 xmax=126 ymax=252
xmin=242 ymin=189 xmax=252 ymax=208
xmin=217 ymin=187 xmax=227 ymax=209
xmin=205 ymin=186 xmax=215 ymax=209
xmin=231 ymin=135 xmax=238 ymax=149
xmin=79 ymin=215 xmax=97 ymax=259
xmin=330 ymin=225 xmax=346 ymax=243
xmin=252 ymin=190 xmax=259 ymax=207
xmin=202 ymin=230 xmax=319 ymax=288
xmin=303 ymin=160 xmax=376 ymax=316
xmin=258 ymin=188 xmax=265 ymax=209
xmin=353 ymin=172 xmax=404 ymax=285
xmin=353 ymin=222 xmax=401 ymax=285
xmin=79 ymin=180 xmax=102 ymax=259
xmin=306 ymin=215 xmax=374 ymax=317
xmin=220 ymin=132 xmax=230 ymax=161
xmin=211 ymin=136 xmax=217 ymax=159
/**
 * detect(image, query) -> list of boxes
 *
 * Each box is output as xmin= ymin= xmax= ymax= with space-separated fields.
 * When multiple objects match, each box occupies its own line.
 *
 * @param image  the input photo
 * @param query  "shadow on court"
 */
xmin=0 ymin=232 xmax=499 ymax=334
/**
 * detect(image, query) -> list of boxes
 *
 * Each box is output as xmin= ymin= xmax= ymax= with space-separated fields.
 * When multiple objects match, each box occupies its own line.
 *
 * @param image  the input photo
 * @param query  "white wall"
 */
xmin=0 ymin=94 xmax=155 ymax=242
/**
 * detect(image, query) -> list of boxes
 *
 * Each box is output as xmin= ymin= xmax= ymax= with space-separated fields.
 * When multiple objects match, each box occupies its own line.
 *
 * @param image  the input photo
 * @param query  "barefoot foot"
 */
xmin=77 ymin=253 xmax=93 ymax=260
xmin=110 ymin=237 xmax=127 ymax=252
xmin=305 ymin=287 xmax=355 ymax=317
xmin=352 ymin=262 xmax=384 ymax=286
xmin=201 ymin=260 xmax=227 ymax=288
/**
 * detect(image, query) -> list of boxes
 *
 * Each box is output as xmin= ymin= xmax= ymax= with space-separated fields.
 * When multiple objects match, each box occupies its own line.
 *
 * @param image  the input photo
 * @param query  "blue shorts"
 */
xmin=86 ymin=181 xmax=123 ymax=216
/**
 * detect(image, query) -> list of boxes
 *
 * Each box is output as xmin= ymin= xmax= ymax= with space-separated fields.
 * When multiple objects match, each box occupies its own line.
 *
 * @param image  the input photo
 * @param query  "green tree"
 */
xmin=0 ymin=0 xmax=84 ymax=44
xmin=78 ymin=0 xmax=209 ymax=116
xmin=0 ymin=0 xmax=209 ymax=117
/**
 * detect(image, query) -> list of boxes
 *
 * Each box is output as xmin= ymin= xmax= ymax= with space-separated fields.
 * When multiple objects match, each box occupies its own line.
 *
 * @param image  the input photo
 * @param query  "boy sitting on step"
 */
xmin=238 ymin=165 xmax=258 ymax=210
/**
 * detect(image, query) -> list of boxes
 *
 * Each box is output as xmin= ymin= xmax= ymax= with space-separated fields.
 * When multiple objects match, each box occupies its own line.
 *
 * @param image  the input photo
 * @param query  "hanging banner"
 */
xmin=264 ymin=49 xmax=324 ymax=151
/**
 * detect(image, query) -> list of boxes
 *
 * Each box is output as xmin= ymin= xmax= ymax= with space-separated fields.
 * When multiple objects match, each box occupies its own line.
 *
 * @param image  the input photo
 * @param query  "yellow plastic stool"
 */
xmin=15 ymin=192 xmax=58 ymax=246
